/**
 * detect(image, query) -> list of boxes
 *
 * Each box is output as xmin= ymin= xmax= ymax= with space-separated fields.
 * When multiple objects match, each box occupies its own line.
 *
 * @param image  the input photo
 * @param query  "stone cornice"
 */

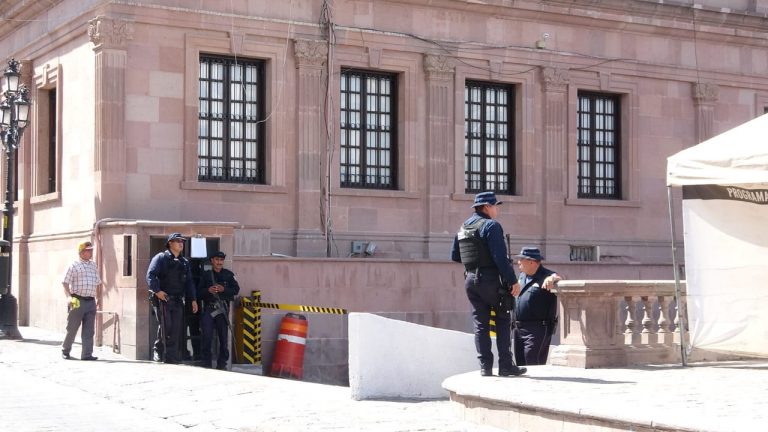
xmin=386 ymin=0 xmax=768 ymax=37
xmin=0 ymin=0 xmax=65 ymax=41
xmin=88 ymin=16 xmax=135 ymax=51
xmin=423 ymin=54 xmax=454 ymax=81
xmin=293 ymin=39 xmax=327 ymax=68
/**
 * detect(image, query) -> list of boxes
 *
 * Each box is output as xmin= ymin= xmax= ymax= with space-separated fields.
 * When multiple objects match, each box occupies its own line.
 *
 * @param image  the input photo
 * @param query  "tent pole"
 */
xmin=667 ymin=186 xmax=688 ymax=366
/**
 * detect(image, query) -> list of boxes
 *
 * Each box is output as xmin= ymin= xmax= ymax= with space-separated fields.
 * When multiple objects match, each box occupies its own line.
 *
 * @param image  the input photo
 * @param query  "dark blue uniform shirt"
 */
xmin=146 ymin=250 xmax=196 ymax=300
xmin=515 ymin=265 xmax=557 ymax=322
xmin=451 ymin=212 xmax=517 ymax=286
xmin=197 ymin=268 xmax=241 ymax=304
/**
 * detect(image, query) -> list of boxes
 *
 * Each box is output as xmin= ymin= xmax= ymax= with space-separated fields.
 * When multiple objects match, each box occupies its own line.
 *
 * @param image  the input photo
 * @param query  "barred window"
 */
xmin=340 ymin=69 xmax=397 ymax=189
xmin=464 ymin=81 xmax=514 ymax=194
xmin=198 ymin=55 xmax=265 ymax=184
xmin=577 ymin=92 xmax=621 ymax=199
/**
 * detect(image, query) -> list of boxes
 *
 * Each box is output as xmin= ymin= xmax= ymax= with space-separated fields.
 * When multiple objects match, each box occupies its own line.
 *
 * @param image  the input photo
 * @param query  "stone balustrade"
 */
xmin=549 ymin=280 xmax=687 ymax=368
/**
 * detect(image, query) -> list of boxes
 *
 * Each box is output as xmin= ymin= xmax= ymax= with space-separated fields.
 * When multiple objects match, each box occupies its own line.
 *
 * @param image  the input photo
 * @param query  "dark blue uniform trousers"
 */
xmin=465 ymin=272 xmax=513 ymax=371
xmin=153 ymin=298 xmax=184 ymax=362
xmin=513 ymin=321 xmax=553 ymax=366
xmin=200 ymin=303 xmax=230 ymax=369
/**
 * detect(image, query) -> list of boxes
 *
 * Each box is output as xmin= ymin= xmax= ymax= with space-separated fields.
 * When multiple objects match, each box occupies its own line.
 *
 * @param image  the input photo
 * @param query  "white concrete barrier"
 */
xmin=348 ymin=313 xmax=497 ymax=400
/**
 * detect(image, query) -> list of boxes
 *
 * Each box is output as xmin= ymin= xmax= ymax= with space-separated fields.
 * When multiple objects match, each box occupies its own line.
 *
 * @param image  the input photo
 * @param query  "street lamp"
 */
xmin=0 ymin=58 xmax=31 ymax=340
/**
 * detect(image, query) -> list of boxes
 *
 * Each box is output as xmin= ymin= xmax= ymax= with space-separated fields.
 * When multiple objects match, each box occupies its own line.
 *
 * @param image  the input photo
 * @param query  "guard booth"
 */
xmin=146 ymin=235 xmax=220 ymax=362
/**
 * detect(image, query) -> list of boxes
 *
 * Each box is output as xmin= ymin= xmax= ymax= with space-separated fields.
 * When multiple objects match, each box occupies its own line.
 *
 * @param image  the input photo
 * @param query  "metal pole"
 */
xmin=3 ymin=144 xmax=15 ymax=293
xmin=667 ymin=186 xmax=687 ymax=366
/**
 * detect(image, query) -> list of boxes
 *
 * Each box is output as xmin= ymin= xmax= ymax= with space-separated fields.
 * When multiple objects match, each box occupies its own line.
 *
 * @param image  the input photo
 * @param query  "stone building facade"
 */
xmin=2 ymin=0 xmax=768 ymax=383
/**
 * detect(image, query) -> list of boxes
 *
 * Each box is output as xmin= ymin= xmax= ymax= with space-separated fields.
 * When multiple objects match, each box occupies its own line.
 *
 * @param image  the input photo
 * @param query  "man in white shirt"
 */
xmin=61 ymin=241 xmax=101 ymax=360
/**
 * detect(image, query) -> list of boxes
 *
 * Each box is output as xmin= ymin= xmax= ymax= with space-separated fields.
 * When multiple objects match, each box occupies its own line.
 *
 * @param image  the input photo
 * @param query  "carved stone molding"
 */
xmin=368 ymin=47 xmax=382 ymax=68
xmin=88 ymin=16 xmax=134 ymax=50
xmin=294 ymin=39 xmax=328 ymax=68
xmin=693 ymin=82 xmax=719 ymax=103
xmin=34 ymin=63 xmax=59 ymax=89
xmin=541 ymin=67 xmax=569 ymax=92
xmin=423 ymin=54 xmax=454 ymax=81
xmin=230 ymin=32 xmax=244 ymax=55
xmin=489 ymin=60 xmax=502 ymax=81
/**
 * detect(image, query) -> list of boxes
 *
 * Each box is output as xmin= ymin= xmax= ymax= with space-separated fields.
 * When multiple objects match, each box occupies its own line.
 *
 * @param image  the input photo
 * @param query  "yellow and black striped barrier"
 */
xmin=237 ymin=291 xmax=347 ymax=365
xmin=240 ymin=291 xmax=262 ymax=365
xmin=248 ymin=301 xmax=347 ymax=315
xmin=490 ymin=309 xmax=497 ymax=338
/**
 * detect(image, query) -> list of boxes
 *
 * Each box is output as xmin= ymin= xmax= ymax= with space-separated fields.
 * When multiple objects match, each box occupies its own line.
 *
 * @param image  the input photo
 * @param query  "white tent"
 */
xmin=667 ymin=114 xmax=768 ymax=358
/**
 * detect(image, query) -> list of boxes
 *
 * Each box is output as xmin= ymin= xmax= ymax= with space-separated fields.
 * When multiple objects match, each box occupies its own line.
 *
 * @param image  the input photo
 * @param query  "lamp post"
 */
xmin=0 ymin=58 xmax=31 ymax=340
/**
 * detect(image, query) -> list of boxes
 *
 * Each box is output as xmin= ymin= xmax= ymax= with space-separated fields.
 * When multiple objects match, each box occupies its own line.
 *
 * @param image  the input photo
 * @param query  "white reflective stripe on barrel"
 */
xmin=277 ymin=334 xmax=306 ymax=345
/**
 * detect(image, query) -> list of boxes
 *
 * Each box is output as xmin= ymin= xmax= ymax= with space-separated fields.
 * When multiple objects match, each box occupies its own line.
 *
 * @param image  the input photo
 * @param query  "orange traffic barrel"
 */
xmin=270 ymin=313 xmax=308 ymax=379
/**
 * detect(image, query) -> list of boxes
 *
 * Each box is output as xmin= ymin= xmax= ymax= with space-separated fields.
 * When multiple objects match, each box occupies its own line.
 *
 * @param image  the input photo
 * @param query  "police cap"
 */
xmin=210 ymin=251 xmax=226 ymax=259
xmin=165 ymin=232 xmax=185 ymax=246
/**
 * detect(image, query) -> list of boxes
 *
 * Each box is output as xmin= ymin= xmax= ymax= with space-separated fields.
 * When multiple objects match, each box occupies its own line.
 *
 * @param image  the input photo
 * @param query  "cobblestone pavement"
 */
xmin=0 ymin=327 xmax=502 ymax=432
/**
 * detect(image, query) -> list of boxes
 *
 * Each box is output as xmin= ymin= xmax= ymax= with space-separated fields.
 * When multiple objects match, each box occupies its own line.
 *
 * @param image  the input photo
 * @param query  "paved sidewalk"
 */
xmin=0 ymin=327 xmax=501 ymax=432
xmin=445 ymin=358 xmax=768 ymax=431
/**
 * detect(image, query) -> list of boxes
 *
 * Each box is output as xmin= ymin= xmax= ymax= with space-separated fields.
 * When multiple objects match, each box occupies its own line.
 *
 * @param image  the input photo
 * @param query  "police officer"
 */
xmin=197 ymin=251 xmax=240 ymax=370
xmin=147 ymin=232 xmax=198 ymax=364
xmin=451 ymin=191 xmax=526 ymax=377
xmin=513 ymin=247 xmax=563 ymax=366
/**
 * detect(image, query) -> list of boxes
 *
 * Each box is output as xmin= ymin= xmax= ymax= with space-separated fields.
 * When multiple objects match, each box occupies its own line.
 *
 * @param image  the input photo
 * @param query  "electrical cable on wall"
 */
xmin=319 ymin=0 xmax=339 ymax=257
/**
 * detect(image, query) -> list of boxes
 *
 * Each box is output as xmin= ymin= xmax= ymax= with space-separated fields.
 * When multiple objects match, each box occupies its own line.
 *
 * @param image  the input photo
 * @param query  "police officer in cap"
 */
xmin=451 ymin=192 xmax=526 ymax=377
xmin=513 ymin=246 xmax=563 ymax=366
xmin=147 ymin=232 xmax=198 ymax=363
xmin=197 ymin=251 xmax=240 ymax=369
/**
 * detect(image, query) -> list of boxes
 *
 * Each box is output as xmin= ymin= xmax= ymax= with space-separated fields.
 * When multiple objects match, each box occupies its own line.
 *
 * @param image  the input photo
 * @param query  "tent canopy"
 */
xmin=666 ymin=113 xmax=768 ymax=358
xmin=667 ymin=113 xmax=768 ymax=186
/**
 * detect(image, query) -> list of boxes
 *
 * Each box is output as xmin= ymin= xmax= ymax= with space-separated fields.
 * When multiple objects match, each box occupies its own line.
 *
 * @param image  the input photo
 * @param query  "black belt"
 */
xmin=72 ymin=294 xmax=95 ymax=301
xmin=515 ymin=320 xmax=551 ymax=327
xmin=166 ymin=295 xmax=184 ymax=302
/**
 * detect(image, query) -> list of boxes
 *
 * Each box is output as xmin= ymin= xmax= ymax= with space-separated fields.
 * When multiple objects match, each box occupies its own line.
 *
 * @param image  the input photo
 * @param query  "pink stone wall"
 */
xmin=1 ymin=0 xmax=767 ymax=382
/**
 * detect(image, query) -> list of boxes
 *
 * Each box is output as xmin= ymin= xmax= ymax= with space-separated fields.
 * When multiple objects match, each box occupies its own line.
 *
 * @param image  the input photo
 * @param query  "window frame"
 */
xmin=339 ymin=68 xmax=398 ymax=190
xmin=576 ymin=91 xmax=622 ymax=200
xmin=30 ymin=64 xmax=63 ymax=205
xmin=197 ymin=54 xmax=266 ymax=185
xmin=463 ymin=80 xmax=516 ymax=195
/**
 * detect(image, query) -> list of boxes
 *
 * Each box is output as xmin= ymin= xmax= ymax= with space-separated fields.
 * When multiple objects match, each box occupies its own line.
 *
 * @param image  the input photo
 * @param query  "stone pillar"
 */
xmin=15 ymin=60 xmax=33 ymax=325
xmin=540 ymin=67 xmax=569 ymax=258
xmin=293 ymin=39 xmax=328 ymax=256
xmin=693 ymin=82 xmax=719 ymax=144
xmin=88 ymin=16 xmax=133 ymax=217
xmin=424 ymin=54 xmax=454 ymax=259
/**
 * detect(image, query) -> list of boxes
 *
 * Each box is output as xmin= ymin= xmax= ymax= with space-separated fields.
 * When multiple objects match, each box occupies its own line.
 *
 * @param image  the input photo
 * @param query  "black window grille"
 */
xmin=577 ymin=92 xmax=621 ymax=199
xmin=198 ymin=55 xmax=265 ymax=184
xmin=339 ymin=69 xmax=397 ymax=189
xmin=464 ymin=81 xmax=515 ymax=194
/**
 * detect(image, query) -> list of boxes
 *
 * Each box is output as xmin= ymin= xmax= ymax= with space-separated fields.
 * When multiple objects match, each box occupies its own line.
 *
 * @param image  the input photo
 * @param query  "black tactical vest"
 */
xmin=162 ymin=255 xmax=188 ymax=296
xmin=457 ymin=218 xmax=494 ymax=271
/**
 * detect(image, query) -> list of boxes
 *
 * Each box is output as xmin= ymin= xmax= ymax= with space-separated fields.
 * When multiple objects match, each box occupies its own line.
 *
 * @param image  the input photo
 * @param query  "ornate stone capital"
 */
xmin=423 ymin=54 xmax=454 ymax=81
xmin=294 ymin=39 xmax=327 ymax=68
xmin=693 ymin=82 xmax=719 ymax=103
xmin=541 ymin=67 xmax=569 ymax=92
xmin=88 ymin=16 xmax=134 ymax=50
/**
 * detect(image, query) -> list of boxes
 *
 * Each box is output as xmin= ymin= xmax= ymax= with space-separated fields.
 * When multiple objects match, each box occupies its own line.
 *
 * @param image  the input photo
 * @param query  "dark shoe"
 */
xmin=499 ymin=366 xmax=527 ymax=377
xmin=480 ymin=368 xmax=493 ymax=377
xmin=81 ymin=356 xmax=99 ymax=361
xmin=216 ymin=364 xmax=227 ymax=370
xmin=164 ymin=359 xmax=181 ymax=365
xmin=62 ymin=352 xmax=71 ymax=360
